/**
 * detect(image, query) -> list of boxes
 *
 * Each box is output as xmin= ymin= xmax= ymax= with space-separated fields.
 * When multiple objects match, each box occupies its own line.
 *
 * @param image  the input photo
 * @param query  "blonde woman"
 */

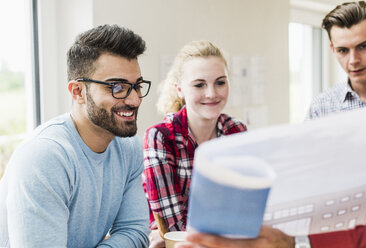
xmin=143 ymin=40 xmax=247 ymax=247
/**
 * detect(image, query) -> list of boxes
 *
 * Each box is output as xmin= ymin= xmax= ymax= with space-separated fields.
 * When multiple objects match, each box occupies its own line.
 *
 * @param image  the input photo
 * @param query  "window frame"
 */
xmin=30 ymin=0 xmax=41 ymax=127
xmin=289 ymin=0 xmax=346 ymax=123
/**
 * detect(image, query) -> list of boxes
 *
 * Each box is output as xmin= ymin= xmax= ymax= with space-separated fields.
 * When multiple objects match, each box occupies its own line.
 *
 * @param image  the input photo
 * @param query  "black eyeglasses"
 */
xmin=76 ymin=77 xmax=151 ymax=99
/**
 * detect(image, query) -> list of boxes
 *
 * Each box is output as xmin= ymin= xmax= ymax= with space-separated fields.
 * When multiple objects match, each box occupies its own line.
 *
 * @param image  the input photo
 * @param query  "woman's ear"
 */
xmin=174 ymin=83 xmax=184 ymax=99
xmin=68 ymin=81 xmax=86 ymax=104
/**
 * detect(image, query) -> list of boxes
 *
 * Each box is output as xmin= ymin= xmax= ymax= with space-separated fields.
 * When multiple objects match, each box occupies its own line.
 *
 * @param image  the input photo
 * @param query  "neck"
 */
xmin=187 ymin=114 xmax=218 ymax=145
xmin=350 ymin=79 xmax=366 ymax=102
xmin=71 ymin=108 xmax=114 ymax=153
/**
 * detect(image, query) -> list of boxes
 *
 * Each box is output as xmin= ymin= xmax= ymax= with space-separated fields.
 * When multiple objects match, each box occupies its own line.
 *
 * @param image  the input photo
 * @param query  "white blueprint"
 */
xmin=194 ymin=108 xmax=366 ymax=235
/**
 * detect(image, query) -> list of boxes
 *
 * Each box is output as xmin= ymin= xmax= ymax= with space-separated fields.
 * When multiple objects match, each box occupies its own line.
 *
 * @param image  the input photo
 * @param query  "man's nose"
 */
xmin=124 ymin=88 xmax=141 ymax=107
xmin=349 ymin=50 xmax=361 ymax=65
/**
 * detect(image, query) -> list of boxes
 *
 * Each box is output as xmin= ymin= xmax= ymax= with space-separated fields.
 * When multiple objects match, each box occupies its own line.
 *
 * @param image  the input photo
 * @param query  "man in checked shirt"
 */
xmin=306 ymin=1 xmax=366 ymax=120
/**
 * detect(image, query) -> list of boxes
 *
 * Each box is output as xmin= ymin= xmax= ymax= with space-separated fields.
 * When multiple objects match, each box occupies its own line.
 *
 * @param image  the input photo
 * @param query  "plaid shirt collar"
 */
xmin=342 ymin=79 xmax=362 ymax=102
xmin=169 ymin=107 xmax=227 ymax=146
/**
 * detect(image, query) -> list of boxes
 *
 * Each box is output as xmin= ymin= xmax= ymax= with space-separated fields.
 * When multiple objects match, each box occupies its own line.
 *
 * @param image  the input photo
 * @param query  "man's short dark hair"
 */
xmin=322 ymin=1 xmax=366 ymax=40
xmin=67 ymin=24 xmax=146 ymax=81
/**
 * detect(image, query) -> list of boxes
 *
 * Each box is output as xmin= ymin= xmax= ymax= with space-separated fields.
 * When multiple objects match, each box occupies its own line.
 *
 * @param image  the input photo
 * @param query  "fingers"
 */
xmin=183 ymin=232 xmax=266 ymax=248
xmin=185 ymin=233 xmax=241 ymax=248
xmin=174 ymin=241 xmax=195 ymax=248
xmin=177 ymin=227 xmax=294 ymax=248
xmin=149 ymin=229 xmax=165 ymax=248
xmin=175 ymin=241 xmax=207 ymax=248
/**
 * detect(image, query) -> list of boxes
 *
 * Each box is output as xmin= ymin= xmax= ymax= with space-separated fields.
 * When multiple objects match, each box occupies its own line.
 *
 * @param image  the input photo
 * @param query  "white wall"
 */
xmin=38 ymin=0 xmax=290 ymax=137
xmin=38 ymin=0 xmax=93 ymax=123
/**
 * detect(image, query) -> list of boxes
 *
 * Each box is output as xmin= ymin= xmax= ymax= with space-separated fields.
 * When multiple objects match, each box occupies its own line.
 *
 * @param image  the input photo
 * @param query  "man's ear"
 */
xmin=68 ymin=81 xmax=86 ymax=104
xmin=330 ymin=42 xmax=335 ymax=53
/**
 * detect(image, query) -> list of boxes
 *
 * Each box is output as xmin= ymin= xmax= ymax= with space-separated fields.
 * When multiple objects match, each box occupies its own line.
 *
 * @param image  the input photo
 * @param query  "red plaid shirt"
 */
xmin=142 ymin=107 xmax=247 ymax=231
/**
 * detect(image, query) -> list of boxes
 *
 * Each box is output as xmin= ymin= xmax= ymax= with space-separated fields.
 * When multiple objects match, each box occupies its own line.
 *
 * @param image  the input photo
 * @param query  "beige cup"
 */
xmin=164 ymin=231 xmax=188 ymax=248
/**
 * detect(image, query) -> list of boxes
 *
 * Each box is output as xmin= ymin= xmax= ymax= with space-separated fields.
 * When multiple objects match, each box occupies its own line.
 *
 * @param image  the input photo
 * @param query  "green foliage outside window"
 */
xmin=0 ymin=65 xmax=26 ymax=136
xmin=0 ymin=65 xmax=26 ymax=178
xmin=0 ymin=137 xmax=23 ymax=179
xmin=0 ymin=63 xmax=24 ymax=91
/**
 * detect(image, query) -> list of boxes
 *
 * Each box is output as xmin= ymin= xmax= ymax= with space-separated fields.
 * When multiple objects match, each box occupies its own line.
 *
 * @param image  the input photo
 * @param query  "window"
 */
xmin=0 ymin=0 xmax=39 ymax=178
xmin=289 ymin=0 xmax=347 ymax=123
xmin=289 ymin=23 xmax=323 ymax=123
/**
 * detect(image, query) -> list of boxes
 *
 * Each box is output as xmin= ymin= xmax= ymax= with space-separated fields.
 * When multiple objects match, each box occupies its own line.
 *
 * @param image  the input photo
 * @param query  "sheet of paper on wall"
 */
xmin=229 ymin=56 xmax=251 ymax=107
xmin=231 ymin=56 xmax=250 ymax=78
xmin=250 ymin=56 xmax=266 ymax=105
xmin=229 ymin=76 xmax=251 ymax=107
xmin=193 ymin=108 xmax=366 ymax=236
xmin=229 ymin=55 xmax=267 ymax=106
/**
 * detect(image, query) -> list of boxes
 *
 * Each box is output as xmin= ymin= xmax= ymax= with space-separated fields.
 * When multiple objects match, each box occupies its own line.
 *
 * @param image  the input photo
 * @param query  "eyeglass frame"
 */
xmin=76 ymin=77 xmax=151 ymax=99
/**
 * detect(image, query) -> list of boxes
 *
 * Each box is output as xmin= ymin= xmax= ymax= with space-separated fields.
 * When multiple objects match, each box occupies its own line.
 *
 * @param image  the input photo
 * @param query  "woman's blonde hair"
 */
xmin=157 ymin=40 xmax=228 ymax=115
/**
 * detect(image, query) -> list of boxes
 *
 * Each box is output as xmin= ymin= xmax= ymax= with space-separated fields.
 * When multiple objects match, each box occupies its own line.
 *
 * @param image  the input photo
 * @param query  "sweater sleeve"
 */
xmin=6 ymin=138 xmax=72 ymax=247
xmin=309 ymin=225 xmax=366 ymax=248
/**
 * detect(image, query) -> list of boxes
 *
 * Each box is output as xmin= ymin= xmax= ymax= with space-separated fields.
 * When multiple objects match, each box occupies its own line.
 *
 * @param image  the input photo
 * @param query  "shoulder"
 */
xmin=307 ymin=82 xmax=346 ymax=119
xmin=311 ymin=82 xmax=345 ymax=105
xmin=31 ymin=113 xmax=77 ymax=148
xmin=7 ymin=114 xmax=85 ymax=182
xmin=6 ymin=134 xmax=73 ymax=191
xmin=12 ymin=136 xmax=69 ymax=164
xmin=143 ymin=125 xmax=174 ymax=153
xmin=218 ymin=113 xmax=247 ymax=134
xmin=14 ymin=114 xmax=76 ymax=166
xmin=144 ymin=110 xmax=185 ymax=142
xmin=144 ymin=123 xmax=171 ymax=148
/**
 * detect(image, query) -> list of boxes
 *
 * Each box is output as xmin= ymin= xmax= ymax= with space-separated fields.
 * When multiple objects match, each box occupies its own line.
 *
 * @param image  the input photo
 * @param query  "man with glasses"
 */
xmin=0 ymin=24 xmax=150 ymax=247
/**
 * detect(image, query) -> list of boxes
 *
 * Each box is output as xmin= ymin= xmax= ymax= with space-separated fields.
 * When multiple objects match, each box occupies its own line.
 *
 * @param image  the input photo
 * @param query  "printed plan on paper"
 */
xmin=194 ymin=108 xmax=366 ymax=236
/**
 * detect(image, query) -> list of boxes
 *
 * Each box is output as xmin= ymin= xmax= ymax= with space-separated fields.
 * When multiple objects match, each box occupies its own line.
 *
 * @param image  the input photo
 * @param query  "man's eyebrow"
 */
xmin=334 ymin=45 xmax=347 ymax=50
xmin=334 ymin=41 xmax=366 ymax=50
xmin=105 ymin=78 xmax=128 ymax=82
xmin=105 ymin=76 xmax=143 ymax=82
xmin=356 ymin=41 xmax=366 ymax=47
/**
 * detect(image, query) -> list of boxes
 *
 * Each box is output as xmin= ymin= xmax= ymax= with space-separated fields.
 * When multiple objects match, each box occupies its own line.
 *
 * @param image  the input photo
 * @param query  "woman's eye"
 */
xmin=216 ymin=81 xmax=226 ymax=86
xmin=194 ymin=83 xmax=204 ymax=88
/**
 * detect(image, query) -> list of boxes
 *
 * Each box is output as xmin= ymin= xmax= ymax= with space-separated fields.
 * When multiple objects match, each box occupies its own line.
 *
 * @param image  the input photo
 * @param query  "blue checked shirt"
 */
xmin=306 ymin=80 xmax=366 ymax=120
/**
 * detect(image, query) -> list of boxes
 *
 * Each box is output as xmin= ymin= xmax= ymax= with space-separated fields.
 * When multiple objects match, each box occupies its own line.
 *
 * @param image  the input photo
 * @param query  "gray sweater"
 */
xmin=0 ymin=113 xmax=149 ymax=247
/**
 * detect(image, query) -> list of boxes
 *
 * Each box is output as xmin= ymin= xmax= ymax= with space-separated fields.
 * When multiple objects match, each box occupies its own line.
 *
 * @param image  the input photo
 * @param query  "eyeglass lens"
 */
xmin=112 ymin=82 xmax=149 ymax=99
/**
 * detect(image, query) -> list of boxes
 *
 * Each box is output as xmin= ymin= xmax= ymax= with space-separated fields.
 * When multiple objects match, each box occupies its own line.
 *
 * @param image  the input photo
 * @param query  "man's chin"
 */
xmin=116 ymin=133 xmax=136 ymax=138
xmin=116 ymin=124 xmax=137 ymax=137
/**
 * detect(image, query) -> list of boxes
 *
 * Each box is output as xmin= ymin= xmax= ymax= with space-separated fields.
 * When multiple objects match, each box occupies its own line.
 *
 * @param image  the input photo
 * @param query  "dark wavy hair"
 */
xmin=67 ymin=24 xmax=146 ymax=81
